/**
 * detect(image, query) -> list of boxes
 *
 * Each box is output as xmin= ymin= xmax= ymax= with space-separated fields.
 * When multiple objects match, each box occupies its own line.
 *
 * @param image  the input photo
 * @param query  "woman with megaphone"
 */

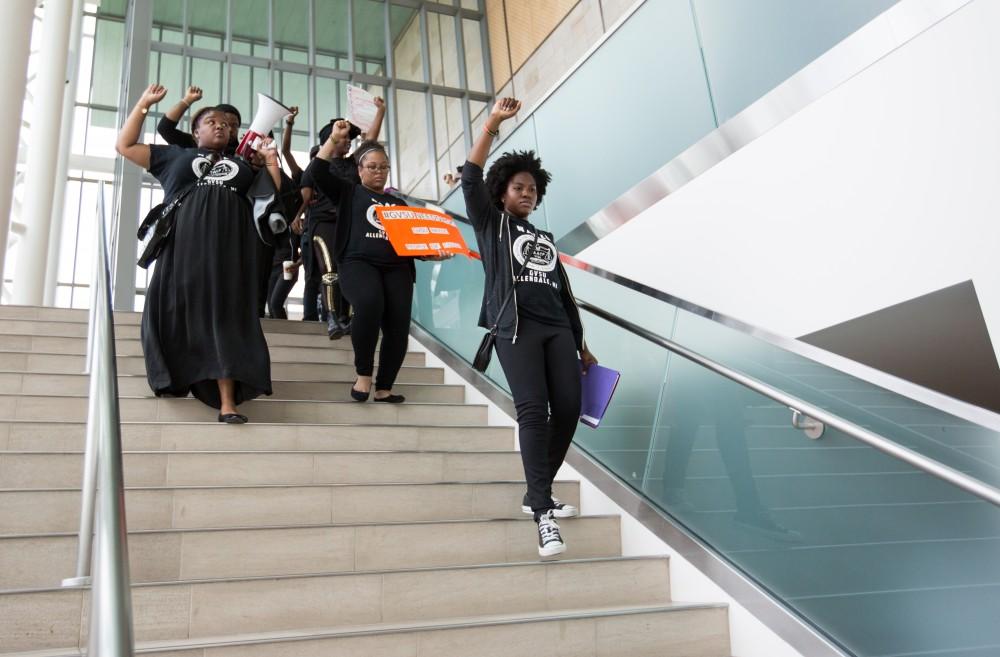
xmin=116 ymin=83 xmax=279 ymax=423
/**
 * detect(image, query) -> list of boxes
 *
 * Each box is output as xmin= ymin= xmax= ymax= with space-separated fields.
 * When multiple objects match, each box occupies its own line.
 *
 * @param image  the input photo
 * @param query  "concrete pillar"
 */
xmin=12 ymin=0 xmax=73 ymax=305
xmin=43 ymin=0 xmax=85 ymax=306
xmin=0 ymin=2 xmax=37 ymax=299
xmin=112 ymin=0 xmax=152 ymax=312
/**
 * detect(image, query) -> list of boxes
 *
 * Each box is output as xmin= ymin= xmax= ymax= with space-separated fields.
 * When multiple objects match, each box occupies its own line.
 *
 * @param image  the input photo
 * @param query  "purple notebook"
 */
xmin=579 ymin=362 xmax=621 ymax=429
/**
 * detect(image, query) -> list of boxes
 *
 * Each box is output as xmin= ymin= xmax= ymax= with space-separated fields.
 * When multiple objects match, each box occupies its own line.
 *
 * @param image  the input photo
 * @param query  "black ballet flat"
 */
xmin=350 ymin=387 xmax=371 ymax=402
xmin=373 ymin=393 xmax=406 ymax=404
xmin=217 ymin=413 xmax=248 ymax=424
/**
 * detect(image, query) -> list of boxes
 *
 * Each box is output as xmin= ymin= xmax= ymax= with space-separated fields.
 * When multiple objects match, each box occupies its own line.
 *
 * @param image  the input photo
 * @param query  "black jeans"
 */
xmin=338 ymin=259 xmax=413 ymax=390
xmin=311 ymin=221 xmax=351 ymax=321
xmin=300 ymin=223 xmax=320 ymax=321
xmin=495 ymin=317 xmax=581 ymax=517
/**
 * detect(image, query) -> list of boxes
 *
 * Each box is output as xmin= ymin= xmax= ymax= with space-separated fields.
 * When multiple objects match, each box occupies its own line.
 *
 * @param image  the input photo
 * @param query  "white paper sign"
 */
xmin=346 ymin=84 xmax=378 ymax=132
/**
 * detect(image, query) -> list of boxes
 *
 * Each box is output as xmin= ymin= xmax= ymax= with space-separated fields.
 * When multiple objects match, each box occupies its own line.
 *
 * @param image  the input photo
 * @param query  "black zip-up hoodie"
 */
xmin=461 ymin=161 xmax=585 ymax=349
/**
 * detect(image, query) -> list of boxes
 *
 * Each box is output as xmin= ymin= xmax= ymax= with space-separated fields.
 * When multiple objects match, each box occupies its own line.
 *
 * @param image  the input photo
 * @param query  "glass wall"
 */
xmin=437 ymin=0 xmax=902 ymax=247
xmin=406 ymin=197 xmax=1000 ymax=657
xmin=51 ymin=0 xmax=492 ymax=310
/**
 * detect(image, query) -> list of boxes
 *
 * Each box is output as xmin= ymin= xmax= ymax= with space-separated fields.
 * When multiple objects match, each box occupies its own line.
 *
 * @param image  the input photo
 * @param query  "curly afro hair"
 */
xmin=485 ymin=150 xmax=551 ymax=211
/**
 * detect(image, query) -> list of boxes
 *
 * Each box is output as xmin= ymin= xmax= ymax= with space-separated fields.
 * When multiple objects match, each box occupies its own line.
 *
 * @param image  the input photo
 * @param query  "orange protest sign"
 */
xmin=375 ymin=206 xmax=479 ymax=259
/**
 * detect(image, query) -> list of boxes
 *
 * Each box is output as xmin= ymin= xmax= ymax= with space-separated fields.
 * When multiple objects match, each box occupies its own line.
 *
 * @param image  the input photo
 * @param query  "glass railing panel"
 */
xmin=669 ymin=307 xmax=1000 ymax=488
xmin=574 ymin=310 xmax=1000 ymax=657
xmin=691 ymin=0 xmax=900 ymax=123
xmin=530 ymin=0 xmax=716 ymax=240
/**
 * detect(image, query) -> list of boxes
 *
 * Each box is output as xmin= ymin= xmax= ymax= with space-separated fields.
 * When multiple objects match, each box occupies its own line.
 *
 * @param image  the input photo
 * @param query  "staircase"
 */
xmin=0 ymin=305 xmax=731 ymax=656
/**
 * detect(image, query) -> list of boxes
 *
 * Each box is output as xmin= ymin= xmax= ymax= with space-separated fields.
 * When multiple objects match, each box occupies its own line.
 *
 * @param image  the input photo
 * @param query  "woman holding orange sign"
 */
xmin=305 ymin=121 xmax=450 ymax=402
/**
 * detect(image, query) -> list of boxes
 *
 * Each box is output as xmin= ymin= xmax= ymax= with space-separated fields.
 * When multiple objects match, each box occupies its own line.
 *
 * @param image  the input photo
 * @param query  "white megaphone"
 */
xmin=236 ymin=92 xmax=291 ymax=159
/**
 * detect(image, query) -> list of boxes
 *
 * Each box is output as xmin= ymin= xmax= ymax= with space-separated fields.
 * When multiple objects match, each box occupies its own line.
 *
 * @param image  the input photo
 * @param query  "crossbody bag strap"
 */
xmin=489 ymin=228 xmax=538 ymax=333
xmin=138 ymin=156 xmax=215 ymax=239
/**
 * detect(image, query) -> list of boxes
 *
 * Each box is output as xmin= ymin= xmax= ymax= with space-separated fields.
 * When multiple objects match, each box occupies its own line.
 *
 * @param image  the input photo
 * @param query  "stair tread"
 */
xmin=5 ymin=602 xmax=726 ymax=657
xmin=0 ymin=419 xmax=503 ymax=427
xmin=0 ymin=310 xmax=329 ymax=334
xmin=0 ymin=392 xmax=476 ymax=405
xmin=2 ymin=514 xmax=621 ymax=540
xmin=0 ymin=370 xmax=457 ymax=385
xmin=0 ymin=351 xmax=440 ymax=367
xmin=4 ymin=553 xmax=656 ymax=595
xmin=0 ymin=338 xmax=395 ymax=350
xmin=1 ymin=448 xmax=518 ymax=454
xmin=0 ymin=478 xmax=577 ymax=492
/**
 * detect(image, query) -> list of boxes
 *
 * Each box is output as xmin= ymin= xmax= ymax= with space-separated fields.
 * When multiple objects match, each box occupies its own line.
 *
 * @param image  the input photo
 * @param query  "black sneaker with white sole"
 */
xmin=522 ymin=495 xmax=579 ymax=518
xmin=536 ymin=510 xmax=566 ymax=557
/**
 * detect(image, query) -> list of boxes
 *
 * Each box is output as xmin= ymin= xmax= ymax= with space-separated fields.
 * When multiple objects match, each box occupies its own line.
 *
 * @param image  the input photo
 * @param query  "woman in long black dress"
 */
xmin=115 ymin=84 xmax=276 ymax=423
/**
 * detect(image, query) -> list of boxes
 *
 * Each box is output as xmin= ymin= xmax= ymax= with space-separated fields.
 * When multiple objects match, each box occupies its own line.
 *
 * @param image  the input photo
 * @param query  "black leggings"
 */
xmin=338 ymin=260 xmax=413 ymax=390
xmin=495 ymin=317 xmax=581 ymax=516
xmin=254 ymin=238 xmax=275 ymax=318
xmin=267 ymin=233 xmax=299 ymax=320
xmin=311 ymin=222 xmax=351 ymax=321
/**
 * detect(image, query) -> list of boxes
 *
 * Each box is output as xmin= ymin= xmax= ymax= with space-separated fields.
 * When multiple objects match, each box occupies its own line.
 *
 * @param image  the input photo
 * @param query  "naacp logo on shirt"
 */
xmin=191 ymin=156 xmax=239 ymax=182
xmin=512 ymin=233 xmax=557 ymax=273
xmin=364 ymin=199 xmax=398 ymax=239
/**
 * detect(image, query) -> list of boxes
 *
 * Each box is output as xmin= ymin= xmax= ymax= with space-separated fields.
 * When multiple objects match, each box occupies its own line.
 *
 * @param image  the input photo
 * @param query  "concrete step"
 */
xmin=0 ymin=421 xmax=514 ymax=453
xmin=0 ymin=338 xmax=425 ymax=365
xmin=0 ymin=372 xmax=464 ymax=403
xmin=0 ymin=305 xmax=143 ymax=325
xmin=0 ymin=450 xmax=526 ymax=488
xmin=0 ymin=557 xmax=671 ymax=653
xmin=0 ymin=351 xmax=444 ymax=382
xmin=0 ymin=318 xmax=356 ymax=348
xmin=0 ymin=480 xmax=581 ymax=534
xmin=1 ymin=516 xmax=622 ymax=589
xmin=2 ymin=604 xmax=730 ymax=657
xmin=0 ymin=305 xmax=334 ymax=337
xmin=0 ymin=394 xmax=487 ymax=425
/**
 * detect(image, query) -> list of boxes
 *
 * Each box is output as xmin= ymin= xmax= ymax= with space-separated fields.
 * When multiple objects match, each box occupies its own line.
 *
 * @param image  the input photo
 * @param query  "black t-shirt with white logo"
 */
xmin=342 ymin=186 xmax=407 ymax=267
xmin=149 ymin=145 xmax=256 ymax=201
xmin=508 ymin=216 xmax=570 ymax=327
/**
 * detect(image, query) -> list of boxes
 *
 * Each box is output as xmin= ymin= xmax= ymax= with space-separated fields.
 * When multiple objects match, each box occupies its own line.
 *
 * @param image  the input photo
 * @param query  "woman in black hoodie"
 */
xmin=461 ymin=97 xmax=597 ymax=558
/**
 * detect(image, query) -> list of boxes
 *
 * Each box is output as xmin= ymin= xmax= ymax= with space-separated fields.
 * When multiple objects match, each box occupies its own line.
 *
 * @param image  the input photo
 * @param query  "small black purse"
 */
xmin=472 ymin=232 xmax=537 ymax=372
xmin=137 ymin=162 xmax=211 ymax=269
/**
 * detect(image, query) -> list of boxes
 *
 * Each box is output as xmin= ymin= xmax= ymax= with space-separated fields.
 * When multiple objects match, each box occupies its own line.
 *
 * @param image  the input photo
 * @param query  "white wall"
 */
xmin=577 ymin=0 xmax=1000 ymax=361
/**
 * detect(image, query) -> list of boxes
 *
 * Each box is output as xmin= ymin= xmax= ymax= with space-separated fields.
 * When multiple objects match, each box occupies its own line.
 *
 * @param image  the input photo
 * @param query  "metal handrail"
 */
xmin=575 ymin=300 xmax=1000 ymax=509
xmin=396 ymin=191 xmax=1000 ymax=507
xmin=60 ymin=181 xmax=135 ymax=656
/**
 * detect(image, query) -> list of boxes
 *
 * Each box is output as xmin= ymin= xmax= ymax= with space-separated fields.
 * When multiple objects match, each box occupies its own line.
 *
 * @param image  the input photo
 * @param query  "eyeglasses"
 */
xmin=363 ymin=164 xmax=391 ymax=173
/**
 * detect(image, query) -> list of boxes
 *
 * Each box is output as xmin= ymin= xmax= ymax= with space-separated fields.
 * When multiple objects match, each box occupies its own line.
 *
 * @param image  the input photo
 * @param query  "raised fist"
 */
xmin=140 ymin=84 xmax=168 ymax=108
xmin=184 ymin=85 xmax=203 ymax=105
